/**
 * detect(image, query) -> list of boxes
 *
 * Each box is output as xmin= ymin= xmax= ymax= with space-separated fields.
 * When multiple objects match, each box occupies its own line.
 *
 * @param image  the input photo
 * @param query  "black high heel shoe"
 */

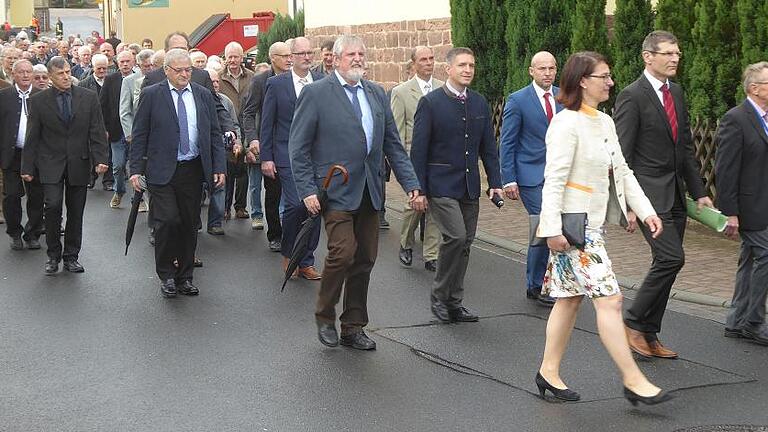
xmin=623 ymin=386 xmax=674 ymax=406
xmin=535 ymin=372 xmax=581 ymax=401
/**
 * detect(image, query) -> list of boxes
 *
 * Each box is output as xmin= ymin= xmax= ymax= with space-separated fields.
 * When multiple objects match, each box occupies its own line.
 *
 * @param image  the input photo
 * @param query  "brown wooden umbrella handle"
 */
xmin=322 ymin=164 xmax=349 ymax=189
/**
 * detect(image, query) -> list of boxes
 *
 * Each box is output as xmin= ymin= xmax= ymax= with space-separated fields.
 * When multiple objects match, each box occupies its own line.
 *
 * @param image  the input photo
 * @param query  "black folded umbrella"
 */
xmin=125 ymin=177 xmax=147 ymax=256
xmin=281 ymin=164 xmax=349 ymax=291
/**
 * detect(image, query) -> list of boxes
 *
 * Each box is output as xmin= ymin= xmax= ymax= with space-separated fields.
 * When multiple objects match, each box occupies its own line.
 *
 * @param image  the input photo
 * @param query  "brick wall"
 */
xmin=305 ymin=17 xmax=452 ymax=90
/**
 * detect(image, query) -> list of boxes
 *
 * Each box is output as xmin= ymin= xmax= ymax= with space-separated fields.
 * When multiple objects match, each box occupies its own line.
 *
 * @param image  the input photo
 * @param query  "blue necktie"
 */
xmin=344 ymin=84 xmax=363 ymax=120
xmin=174 ymin=88 xmax=190 ymax=156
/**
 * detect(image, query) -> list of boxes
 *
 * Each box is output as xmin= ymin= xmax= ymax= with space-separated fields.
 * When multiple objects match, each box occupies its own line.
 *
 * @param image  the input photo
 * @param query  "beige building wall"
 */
xmin=9 ymin=0 xmax=33 ymax=27
xmin=107 ymin=0 xmax=286 ymax=48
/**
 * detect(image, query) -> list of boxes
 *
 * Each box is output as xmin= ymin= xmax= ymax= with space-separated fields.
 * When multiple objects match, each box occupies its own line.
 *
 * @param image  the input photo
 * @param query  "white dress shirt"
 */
xmin=445 ymin=80 xmax=467 ymax=99
xmin=643 ymin=69 xmax=669 ymax=105
xmin=15 ymin=84 xmax=30 ymax=148
xmin=532 ymin=80 xmax=554 ymax=116
xmin=415 ymin=75 xmax=434 ymax=96
xmin=167 ymin=81 xmax=199 ymax=160
xmin=292 ymin=68 xmax=313 ymax=98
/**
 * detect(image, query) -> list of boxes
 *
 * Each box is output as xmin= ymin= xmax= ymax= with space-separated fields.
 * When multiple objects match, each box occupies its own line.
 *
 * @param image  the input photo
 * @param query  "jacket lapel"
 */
xmin=159 ymin=81 xmax=179 ymax=124
xmin=639 ymin=75 xmax=674 ymax=141
xmin=743 ymin=99 xmax=768 ymax=146
xmin=329 ymin=76 xmax=359 ymax=121
xmin=48 ymin=88 xmax=66 ymax=125
xmin=69 ymin=86 xmax=81 ymax=122
xmin=526 ymin=84 xmax=549 ymax=126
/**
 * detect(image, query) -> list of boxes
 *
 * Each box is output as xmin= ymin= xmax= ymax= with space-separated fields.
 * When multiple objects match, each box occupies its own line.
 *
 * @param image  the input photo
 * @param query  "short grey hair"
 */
xmin=116 ymin=50 xmax=134 ymax=62
xmin=1 ymin=46 xmax=21 ymax=58
xmin=137 ymin=49 xmax=154 ymax=63
xmin=743 ymin=61 xmax=768 ymax=94
xmin=11 ymin=59 xmax=32 ymax=72
xmin=33 ymin=63 xmax=48 ymax=74
xmin=268 ymin=41 xmax=288 ymax=57
xmin=289 ymin=37 xmax=310 ymax=52
xmin=164 ymin=48 xmax=190 ymax=67
xmin=91 ymin=53 xmax=108 ymax=67
xmin=224 ymin=41 xmax=243 ymax=56
xmin=78 ymin=46 xmax=92 ymax=56
xmin=45 ymin=56 xmax=69 ymax=72
xmin=642 ymin=30 xmax=678 ymax=53
xmin=332 ymin=35 xmax=365 ymax=57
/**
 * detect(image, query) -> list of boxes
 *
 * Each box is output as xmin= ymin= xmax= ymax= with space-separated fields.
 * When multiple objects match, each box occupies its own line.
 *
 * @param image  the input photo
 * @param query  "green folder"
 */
xmin=686 ymin=197 xmax=728 ymax=232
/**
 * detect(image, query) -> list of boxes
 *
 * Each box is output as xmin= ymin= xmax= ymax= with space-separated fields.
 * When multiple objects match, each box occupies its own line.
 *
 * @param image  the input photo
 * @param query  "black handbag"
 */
xmin=529 ymin=213 xmax=588 ymax=249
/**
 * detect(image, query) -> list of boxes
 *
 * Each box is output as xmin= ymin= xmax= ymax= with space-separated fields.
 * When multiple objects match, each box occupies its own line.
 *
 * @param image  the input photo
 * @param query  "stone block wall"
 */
xmin=305 ymin=17 xmax=452 ymax=90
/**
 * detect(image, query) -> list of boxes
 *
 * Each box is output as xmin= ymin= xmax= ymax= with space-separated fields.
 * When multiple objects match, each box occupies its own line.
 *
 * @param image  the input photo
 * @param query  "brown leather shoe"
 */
xmin=626 ymin=327 xmax=654 ymax=358
xmin=298 ymin=266 xmax=322 ymax=280
xmin=648 ymin=340 xmax=678 ymax=359
xmin=282 ymin=257 xmax=298 ymax=279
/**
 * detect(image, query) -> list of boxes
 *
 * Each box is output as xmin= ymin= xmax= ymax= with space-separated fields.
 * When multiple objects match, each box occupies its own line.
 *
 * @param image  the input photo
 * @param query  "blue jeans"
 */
xmin=519 ymin=183 xmax=549 ymax=293
xmin=207 ymin=184 xmax=225 ymax=229
xmin=111 ymin=137 xmax=128 ymax=196
xmin=247 ymin=164 xmax=263 ymax=219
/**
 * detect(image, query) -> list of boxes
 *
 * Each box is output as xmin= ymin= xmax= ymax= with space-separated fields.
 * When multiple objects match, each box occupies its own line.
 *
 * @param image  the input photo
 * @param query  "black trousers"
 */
xmin=147 ymin=158 xmax=203 ymax=283
xmin=263 ymin=173 xmax=282 ymax=242
xmin=90 ymin=146 xmax=114 ymax=186
xmin=225 ymin=160 xmax=248 ymax=212
xmin=43 ymin=178 xmax=87 ymax=261
xmin=625 ymin=192 xmax=687 ymax=336
xmin=2 ymin=149 xmax=44 ymax=240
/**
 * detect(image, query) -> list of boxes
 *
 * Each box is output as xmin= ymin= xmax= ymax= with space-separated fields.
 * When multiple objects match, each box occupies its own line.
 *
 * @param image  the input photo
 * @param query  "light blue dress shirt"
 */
xmin=335 ymin=70 xmax=373 ymax=154
xmin=168 ymin=81 xmax=199 ymax=161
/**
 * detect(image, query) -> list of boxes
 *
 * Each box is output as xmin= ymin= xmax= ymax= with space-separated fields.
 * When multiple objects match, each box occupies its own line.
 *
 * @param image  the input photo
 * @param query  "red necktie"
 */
xmin=661 ymin=83 xmax=678 ymax=142
xmin=543 ymin=92 xmax=554 ymax=123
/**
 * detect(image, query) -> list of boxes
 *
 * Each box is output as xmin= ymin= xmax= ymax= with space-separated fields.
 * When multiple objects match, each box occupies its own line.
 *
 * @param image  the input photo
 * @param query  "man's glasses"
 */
xmin=292 ymin=51 xmax=313 ymax=57
xmin=167 ymin=65 xmax=193 ymax=74
xmin=647 ymin=50 xmax=683 ymax=58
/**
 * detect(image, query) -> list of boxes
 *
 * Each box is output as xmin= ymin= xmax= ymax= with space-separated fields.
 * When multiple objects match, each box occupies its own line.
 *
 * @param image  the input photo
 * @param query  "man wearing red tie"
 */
xmin=614 ymin=31 xmax=713 ymax=359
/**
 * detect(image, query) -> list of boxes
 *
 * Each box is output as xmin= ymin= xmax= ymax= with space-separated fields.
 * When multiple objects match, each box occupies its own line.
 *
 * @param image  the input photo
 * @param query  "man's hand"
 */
xmin=232 ymin=140 xmax=243 ymax=157
xmin=126 ymin=135 xmax=132 ymax=143
xmin=697 ymin=196 xmax=714 ymax=211
xmin=504 ymin=184 xmax=520 ymax=200
xmin=409 ymin=190 xmax=427 ymax=212
xmin=304 ymin=194 xmax=321 ymax=215
xmin=21 ymin=174 xmax=33 ymax=182
xmin=644 ymin=215 xmax=664 ymax=239
xmin=213 ymin=173 xmax=226 ymax=189
xmin=724 ymin=215 xmax=739 ymax=240
xmin=248 ymin=139 xmax=260 ymax=152
xmin=95 ymin=164 xmax=109 ymax=174
xmin=129 ymin=174 xmax=143 ymax=192
xmin=261 ymin=161 xmax=277 ymax=179
xmin=488 ymin=188 xmax=504 ymax=205
xmin=547 ymin=235 xmax=570 ymax=252
xmin=625 ymin=210 xmax=638 ymax=233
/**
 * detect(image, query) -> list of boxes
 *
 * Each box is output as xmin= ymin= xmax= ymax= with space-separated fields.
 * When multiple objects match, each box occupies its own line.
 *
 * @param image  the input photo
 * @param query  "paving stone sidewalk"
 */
xmin=385 ymin=181 xmax=740 ymax=306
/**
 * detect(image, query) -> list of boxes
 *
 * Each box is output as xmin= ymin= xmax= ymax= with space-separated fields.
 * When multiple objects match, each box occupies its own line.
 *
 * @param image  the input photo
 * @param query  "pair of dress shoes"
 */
xmin=626 ymin=327 xmax=678 ymax=358
xmin=431 ymin=302 xmax=479 ymax=323
xmin=316 ymin=322 xmax=376 ymax=350
xmin=44 ymin=259 xmax=84 ymax=275
xmin=725 ymin=325 xmax=768 ymax=345
xmin=160 ymin=279 xmax=200 ymax=298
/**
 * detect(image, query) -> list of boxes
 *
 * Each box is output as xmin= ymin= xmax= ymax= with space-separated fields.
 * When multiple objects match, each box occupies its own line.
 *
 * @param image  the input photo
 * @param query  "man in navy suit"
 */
xmin=290 ymin=35 xmax=423 ymax=350
xmin=411 ymin=47 xmax=502 ymax=323
xmin=260 ymin=37 xmax=324 ymax=281
xmin=499 ymin=51 xmax=561 ymax=307
xmin=129 ymin=49 xmax=226 ymax=298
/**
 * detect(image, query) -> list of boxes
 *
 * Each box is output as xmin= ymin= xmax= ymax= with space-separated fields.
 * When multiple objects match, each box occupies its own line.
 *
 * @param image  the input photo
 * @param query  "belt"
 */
xmin=177 ymin=156 xmax=201 ymax=165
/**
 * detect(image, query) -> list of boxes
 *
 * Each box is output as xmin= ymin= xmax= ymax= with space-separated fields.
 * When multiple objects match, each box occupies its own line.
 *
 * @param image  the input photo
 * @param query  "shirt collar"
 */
xmin=292 ymin=68 xmax=313 ymax=84
xmin=532 ymin=81 xmax=552 ymax=98
xmin=445 ymin=80 xmax=467 ymax=99
xmin=335 ymin=69 xmax=361 ymax=89
xmin=167 ymin=80 xmax=192 ymax=93
xmin=414 ymin=75 xmax=433 ymax=91
xmin=747 ymin=96 xmax=768 ymax=119
xmin=643 ymin=69 xmax=669 ymax=92
xmin=15 ymin=83 xmax=31 ymax=95
xmin=579 ymin=103 xmax=599 ymax=118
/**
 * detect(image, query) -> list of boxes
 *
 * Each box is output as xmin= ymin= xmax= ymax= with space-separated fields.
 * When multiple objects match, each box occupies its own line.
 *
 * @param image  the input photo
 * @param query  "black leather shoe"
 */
xmin=623 ymin=386 xmax=674 ymax=406
xmin=193 ymin=257 xmax=203 ymax=267
xmin=160 ymin=279 xmax=177 ymax=298
xmin=10 ymin=236 xmax=23 ymax=251
xmin=269 ymin=239 xmax=281 ymax=252
xmin=63 ymin=260 xmax=85 ymax=273
xmin=148 ymin=228 xmax=155 ymax=246
xmin=724 ymin=327 xmax=744 ymax=338
xmin=176 ymin=280 xmax=199 ymax=296
xmin=536 ymin=372 xmax=581 ymax=402
xmin=340 ymin=331 xmax=377 ymax=350
xmin=449 ymin=306 xmax=479 ymax=322
xmin=317 ymin=322 xmax=339 ymax=347
xmin=103 ymin=183 xmax=114 ymax=191
xmin=743 ymin=325 xmax=768 ymax=346
xmin=25 ymin=237 xmax=41 ymax=250
xmin=398 ymin=247 xmax=413 ymax=267
xmin=44 ymin=258 xmax=59 ymax=275
xmin=431 ymin=301 xmax=451 ymax=323
xmin=527 ymin=289 xmax=555 ymax=307
xmin=424 ymin=259 xmax=437 ymax=272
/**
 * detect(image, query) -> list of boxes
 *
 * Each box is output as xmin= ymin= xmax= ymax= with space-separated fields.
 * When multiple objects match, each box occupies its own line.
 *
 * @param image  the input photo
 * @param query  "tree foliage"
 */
xmin=611 ymin=0 xmax=654 ymax=92
xmin=255 ymin=10 xmax=304 ymax=64
xmin=570 ymin=0 xmax=609 ymax=56
xmin=654 ymin=0 xmax=697 ymax=90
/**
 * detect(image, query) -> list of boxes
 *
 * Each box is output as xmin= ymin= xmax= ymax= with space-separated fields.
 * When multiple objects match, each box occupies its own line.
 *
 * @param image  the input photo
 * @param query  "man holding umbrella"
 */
xmin=290 ymin=35 xmax=425 ymax=350
xmin=129 ymin=49 xmax=226 ymax=298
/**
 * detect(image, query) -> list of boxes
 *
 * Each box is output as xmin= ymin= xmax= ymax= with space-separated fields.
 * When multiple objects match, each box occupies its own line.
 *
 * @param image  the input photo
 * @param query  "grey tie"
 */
xmin=174 ymin=88 xmax=190 ymax=156
xmin=344 ymin=84 xmax=363 ymax=120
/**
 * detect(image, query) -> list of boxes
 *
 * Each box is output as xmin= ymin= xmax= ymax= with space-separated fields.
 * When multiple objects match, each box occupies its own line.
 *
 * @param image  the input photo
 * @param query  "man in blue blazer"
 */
xmin=290 ymin=35 xmax=424 ymax=350
xmin=129 ymin=49 xmax=226 ymax=298
xmin=411 ymin=47 xmax=502 ymax=323
xmin=261 ymin=37 xmax=324 ymax=281
xmin=499 ymin=51 xmax=561 ymax=307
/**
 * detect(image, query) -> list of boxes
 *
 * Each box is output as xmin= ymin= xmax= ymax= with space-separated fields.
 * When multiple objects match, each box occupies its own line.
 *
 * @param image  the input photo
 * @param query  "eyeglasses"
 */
xmin=587 ymin=73 xmax=613 ymax=81
xmin=292 ymin=51 xmax=313 ymax=57
xmin=166 ymin=65 xmax=193 ymax=74
xmin=274 ymin=53 xmax=291 ymax=58
xmin=648 ymin=50 xmax=683 ymax=58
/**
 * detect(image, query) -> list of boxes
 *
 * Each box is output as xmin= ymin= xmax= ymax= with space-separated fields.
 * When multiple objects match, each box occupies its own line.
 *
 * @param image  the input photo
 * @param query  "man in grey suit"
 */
xmin=290 ymin=35 xmax=425 ymax=350
xmin=390 ymin=45 xmax=443 ymax=272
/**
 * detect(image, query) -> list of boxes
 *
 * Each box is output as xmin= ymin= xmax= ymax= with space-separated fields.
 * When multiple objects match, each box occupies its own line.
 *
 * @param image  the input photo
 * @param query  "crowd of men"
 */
xmin=1 ymin=25 xmax=766 ymax=353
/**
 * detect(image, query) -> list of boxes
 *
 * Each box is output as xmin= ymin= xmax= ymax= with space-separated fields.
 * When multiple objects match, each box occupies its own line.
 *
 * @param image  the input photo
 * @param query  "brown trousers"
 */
xmin=316 ymin=190 xmax=379 ymax=335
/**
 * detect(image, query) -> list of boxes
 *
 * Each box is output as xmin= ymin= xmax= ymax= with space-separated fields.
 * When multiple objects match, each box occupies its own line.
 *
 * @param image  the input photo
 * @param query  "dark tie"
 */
xmin=60 ymin=91 xmax=71 ymax=123
xmin=344 ymin=84 xmax=363 ymax=120
xmin=543 ymin=92 xmax=554 ymax=123
xmin=457 ymin=93 xmax=466 ymax=102
xmin=660 ymin=83 xmax=678 ymax=142
xmin=174 ymin=88 xmax=190 ymax=155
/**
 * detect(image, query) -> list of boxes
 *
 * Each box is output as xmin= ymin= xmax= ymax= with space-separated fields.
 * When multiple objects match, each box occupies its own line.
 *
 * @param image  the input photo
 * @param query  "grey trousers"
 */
xmin=428 ymin=196 xmax=479 ymax=308
xmin=400 ymin=202 xmax=440 ymax=262
xmin=726 ymin=227 xmax=768 ymax=330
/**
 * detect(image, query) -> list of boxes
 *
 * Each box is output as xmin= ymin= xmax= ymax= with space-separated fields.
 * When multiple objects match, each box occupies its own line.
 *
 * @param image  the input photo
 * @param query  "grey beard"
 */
xmin=342 ymin=67 xmax=364 ymax=82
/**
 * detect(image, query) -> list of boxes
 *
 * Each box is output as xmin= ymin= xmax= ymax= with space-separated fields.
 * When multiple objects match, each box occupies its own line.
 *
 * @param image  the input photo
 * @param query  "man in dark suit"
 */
xmin=499 ymin=51 xmax=562 ymax=307
xmin=411 ymin=47 xmax=502 ymax=323
xmin=22 ymin=56 xmax=109 ymax=274
xmin=716 ymin=61 xmax=768 ymax=346
xmin=129 ymin=49 xmax=226 ymax=298
xmin=261 ymin=36 xmax=324 ymax=281
xmin=614 ymin=30 xmax=713 ymax=359
xmin=79 ymin=53 xmax=114 ymax=190
xmin=0 ymin=59 xmax=43 ymax=250
xmin=290 ymin=35 xmax=423 ymax=350
xmin=101 ymin=50 xmax=135 ymax=208
xmin=241 ymin=41 xmax=292 ymax=250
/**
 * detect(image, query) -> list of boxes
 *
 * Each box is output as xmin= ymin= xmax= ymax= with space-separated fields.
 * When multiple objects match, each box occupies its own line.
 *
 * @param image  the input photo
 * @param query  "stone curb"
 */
xmin=385 ymin=203 xmax=732 ymax=309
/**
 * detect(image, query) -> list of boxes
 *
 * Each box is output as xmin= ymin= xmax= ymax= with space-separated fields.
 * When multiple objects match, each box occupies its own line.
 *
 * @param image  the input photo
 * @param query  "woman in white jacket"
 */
xmin=534 ymin=52 xmax=673 ymax=406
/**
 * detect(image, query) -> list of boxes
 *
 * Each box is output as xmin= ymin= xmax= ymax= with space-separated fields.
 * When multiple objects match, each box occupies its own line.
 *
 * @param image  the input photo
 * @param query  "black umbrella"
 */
xmin=281 ymin=164 xmax=349 ymax=291
xmin=125 ymin=177 xmax=147 ymax=256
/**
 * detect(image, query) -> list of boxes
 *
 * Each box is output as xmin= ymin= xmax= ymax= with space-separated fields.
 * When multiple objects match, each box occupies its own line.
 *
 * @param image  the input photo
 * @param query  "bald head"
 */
xmin=268 ymin=42 xmax=291 ymax=74
xmin=411 ymin=45 xmax=435 ymax=81
xmin=529 ymin=51 xmax=557 ymax=91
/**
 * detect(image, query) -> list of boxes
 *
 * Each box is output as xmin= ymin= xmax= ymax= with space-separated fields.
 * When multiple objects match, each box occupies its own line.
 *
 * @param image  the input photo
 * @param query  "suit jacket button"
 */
xmin=466 ymin=168 xmax=469 ymax=172
xmin=465 ymin=151 xmax=469 ymax=155
xmin=462 ymin=117 xmax=466 ymax=121
xmin=464 ymin=134 xmax=468 ymax=138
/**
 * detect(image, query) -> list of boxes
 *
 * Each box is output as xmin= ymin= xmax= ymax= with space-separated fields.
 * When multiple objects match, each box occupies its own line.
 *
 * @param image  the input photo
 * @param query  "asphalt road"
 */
xmin=1 ymin=188 xmax=767 ymax=431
